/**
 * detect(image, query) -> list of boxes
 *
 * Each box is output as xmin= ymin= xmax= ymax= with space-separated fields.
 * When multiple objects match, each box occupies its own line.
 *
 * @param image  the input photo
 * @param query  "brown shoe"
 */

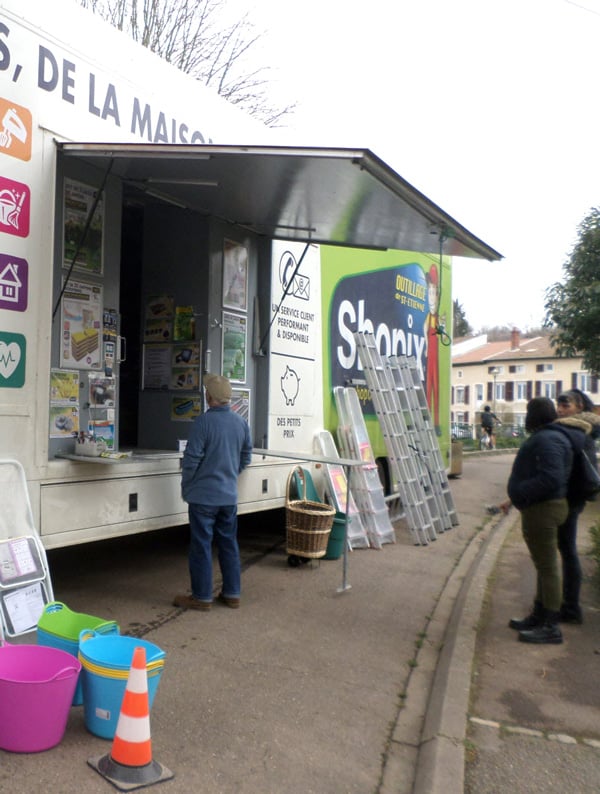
xmin=217 ymin=592 xmax=240 ymax=609
xmin=173 ymin=594 xmax=211 ymax=611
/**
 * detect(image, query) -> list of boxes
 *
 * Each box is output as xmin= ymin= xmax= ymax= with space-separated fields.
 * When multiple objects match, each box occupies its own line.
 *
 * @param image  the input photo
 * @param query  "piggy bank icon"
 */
xmin=281 ymin=365 xmax=300 ymax=406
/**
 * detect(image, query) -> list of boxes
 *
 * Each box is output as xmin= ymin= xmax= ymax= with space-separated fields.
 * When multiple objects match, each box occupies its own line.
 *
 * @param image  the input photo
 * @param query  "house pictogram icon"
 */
xmin=0 ymin=261 xmax=23 ymax=303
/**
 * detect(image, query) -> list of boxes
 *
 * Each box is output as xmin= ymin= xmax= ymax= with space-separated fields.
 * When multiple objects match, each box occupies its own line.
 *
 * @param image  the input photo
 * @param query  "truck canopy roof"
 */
xmin=58 ymin=143 xmax=502 ymax=261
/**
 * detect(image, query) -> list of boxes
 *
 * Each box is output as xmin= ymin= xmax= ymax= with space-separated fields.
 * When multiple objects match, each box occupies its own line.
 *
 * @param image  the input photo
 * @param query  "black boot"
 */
xmin=559 ymin=604 xmax=583 ymax=624
xmin=518 ymin=611 xmax=563 ymax=644
xmin=508 ymin=600 xmax=544 ymax=631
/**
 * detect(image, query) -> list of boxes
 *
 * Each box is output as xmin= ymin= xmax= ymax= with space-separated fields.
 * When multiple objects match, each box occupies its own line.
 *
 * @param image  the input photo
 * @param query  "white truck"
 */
xmin=0 ymin=0 xmax=500 ymax=548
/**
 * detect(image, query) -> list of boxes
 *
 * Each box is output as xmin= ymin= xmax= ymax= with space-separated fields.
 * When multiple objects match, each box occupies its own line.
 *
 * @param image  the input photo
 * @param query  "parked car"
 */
xmin=451 ymin=422 xmax=473 ymax=440
xmin=498 ymin=424 xmax=526 ymax=439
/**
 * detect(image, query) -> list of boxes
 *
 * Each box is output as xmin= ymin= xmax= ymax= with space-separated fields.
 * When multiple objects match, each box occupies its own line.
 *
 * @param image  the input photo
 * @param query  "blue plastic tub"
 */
xmin=37 ymin=602 xmax=119 ymax=705
xmin=78 ymin=631 xmax=165 ymax=739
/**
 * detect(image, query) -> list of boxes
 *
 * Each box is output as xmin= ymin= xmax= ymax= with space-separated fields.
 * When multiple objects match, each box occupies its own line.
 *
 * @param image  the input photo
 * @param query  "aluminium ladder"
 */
xmin=354 ymin=333 xmax=458 ymax=531
xmin=390 ymin=354 xmax=459 ymax=526
xmin=354 ymin=334 xmax=437 ymax=544
xmin=385 ymin=355 xmax=452 ymax=531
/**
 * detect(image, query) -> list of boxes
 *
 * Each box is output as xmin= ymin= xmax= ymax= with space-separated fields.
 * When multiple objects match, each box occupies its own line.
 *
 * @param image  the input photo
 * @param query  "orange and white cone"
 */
xmin=88 ymin=646 xmax=173 ymax=791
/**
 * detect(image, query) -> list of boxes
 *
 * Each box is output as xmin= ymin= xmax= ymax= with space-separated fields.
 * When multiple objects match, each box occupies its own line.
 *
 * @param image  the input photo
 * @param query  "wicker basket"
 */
xmin=285 ymin=466 xmax=335 ymax=559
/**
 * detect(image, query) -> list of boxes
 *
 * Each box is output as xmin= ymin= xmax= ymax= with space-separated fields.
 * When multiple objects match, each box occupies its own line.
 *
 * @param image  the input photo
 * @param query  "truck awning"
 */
xmin=58 ymin=143 xmax=502 ymax=260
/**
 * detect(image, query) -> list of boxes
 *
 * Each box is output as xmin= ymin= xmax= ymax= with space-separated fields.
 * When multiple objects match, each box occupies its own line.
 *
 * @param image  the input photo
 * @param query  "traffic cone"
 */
xmin=88 ymin=646 xmax=173 ymax=791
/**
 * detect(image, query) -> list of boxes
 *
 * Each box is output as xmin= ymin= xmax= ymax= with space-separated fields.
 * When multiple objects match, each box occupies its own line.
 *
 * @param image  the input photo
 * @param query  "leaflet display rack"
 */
xmin=333 ymin=386 xmax=396 ymax=548
xmin=314 ymin=430 xmax=370 ymax=550
xmin=0 ymin=460 xmax=54 ymax=639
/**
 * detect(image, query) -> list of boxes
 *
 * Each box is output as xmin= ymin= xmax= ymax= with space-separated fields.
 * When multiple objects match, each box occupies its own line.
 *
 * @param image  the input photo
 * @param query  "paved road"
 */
xmin=465 ymin=494 xmax=600 ymax=794
xmin=1 ymin=453 xmax=598 ymax=793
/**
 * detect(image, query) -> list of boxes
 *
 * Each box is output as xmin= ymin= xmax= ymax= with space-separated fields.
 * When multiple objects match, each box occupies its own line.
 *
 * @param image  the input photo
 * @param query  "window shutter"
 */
xmin=556 ymin=380 xmax=562 ymax=396
xmin=535 ymin=380 xmax=541 ymax=397
xmin=592 ymin=376 xmax=598 ymax=394
xmin=527 ymin=381 xmax=533 ymax=400
xmin=505 ymin=381 xmax=514 ymax=401
xmin=487 ymin=382 xmax=493 ymax=401
xmin=465 ymin=385 xmax=470 ymax=404
xmin=571 ymin=373 xmax=577 ymax=388
xmin=451 ymin=386 xmax=455 ymax=403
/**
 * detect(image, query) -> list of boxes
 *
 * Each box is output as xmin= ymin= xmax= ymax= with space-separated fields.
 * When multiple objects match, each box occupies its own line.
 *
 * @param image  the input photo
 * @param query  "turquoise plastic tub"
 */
xmin=36 ymin=601 xmax=119 ymax=706
xmin=78 ymin=631 xmax=165 ymax=739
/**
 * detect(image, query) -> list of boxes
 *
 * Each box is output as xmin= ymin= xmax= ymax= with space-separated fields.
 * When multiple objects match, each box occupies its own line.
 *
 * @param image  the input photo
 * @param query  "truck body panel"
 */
xmin=0 ymin=0 xmax=500 ymax=547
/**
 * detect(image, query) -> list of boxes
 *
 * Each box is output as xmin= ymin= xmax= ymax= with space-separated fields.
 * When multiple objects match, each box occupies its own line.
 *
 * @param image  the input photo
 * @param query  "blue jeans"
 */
xmin=188 ymin=504 xmax=240 ymax=602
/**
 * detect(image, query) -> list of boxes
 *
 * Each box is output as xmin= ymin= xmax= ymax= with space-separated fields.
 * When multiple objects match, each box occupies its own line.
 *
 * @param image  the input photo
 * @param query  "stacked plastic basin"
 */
xmin=0 ymin=642 xmax=81 ymax=752
xmin=78 ymin=629 xmax=166 ymax=739
xmin=36 ymin=601 xmax=119 ymax=705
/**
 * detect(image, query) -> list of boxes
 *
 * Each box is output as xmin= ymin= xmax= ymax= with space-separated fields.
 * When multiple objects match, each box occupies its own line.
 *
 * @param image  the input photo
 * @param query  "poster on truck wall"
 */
xmin=60 ymin=279 xmax=103 ymax=370
xmin=320 ymin=247 xmax=452 ymax=464
xmin=49 ymin=369 xmax=80 ymax=438
xmin=222 ymin=240 xmax=248 ymax=312
xmin=63 ymin=179 xmax=104 ymax=275
xmin=49 ymin=405 xmax=79 ymax=437
xmin=221 ymin=312 xmax=247 ymax=383
xmin=231 ymin=388 xmax=251 ymax=422
xmin=171 ymin=397 xmax=201 ymax=421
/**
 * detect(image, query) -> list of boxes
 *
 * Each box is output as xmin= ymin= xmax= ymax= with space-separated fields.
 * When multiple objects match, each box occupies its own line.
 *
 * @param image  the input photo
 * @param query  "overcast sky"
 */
xmin=231 ymin=0 xmax=600 ymax=334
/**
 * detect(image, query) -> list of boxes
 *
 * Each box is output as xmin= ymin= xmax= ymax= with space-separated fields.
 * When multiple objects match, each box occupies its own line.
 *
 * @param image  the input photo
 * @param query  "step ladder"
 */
xmin=384 ymin=354 xmax=452 ymax=533
xmin=333 ymin=386 xmax=396 ymax=548
xmin=314 ymin=430 xmax=370 ymax=550
xmin=353 ymin=334 xmax=438 ymax=545
xmin=390 ymin=354 xmax=459 ymax=526
xmin=0 ymin=459 xmax=54 ymax=640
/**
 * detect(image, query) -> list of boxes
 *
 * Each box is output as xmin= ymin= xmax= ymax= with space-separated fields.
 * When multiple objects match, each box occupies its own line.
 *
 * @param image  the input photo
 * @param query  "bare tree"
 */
xmin=79 ymin=0 xmax=295 ymax=127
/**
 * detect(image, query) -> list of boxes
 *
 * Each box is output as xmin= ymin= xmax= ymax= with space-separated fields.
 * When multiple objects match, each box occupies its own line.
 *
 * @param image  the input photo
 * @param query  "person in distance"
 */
xmin=553 ymin=389 xmax=600 ymax=624
xmin=502 ymin=397 xmax=580 ymax=644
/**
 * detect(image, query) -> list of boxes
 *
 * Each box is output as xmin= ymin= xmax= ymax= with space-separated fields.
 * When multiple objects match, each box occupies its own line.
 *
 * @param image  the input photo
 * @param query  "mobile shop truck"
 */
xmin=0 ymin=0 xmax=501 ymax=549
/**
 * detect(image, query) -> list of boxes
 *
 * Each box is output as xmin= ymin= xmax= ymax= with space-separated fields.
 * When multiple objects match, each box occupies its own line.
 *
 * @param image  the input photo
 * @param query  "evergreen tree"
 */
xmin=545 ymin=207 xmax=600 ymax=375
xmin=452 ymin=299 xmax=472 ymax=338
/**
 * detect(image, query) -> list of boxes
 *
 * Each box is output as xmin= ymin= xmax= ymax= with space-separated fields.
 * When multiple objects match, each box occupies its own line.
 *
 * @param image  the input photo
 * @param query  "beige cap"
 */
xmin=203 ymin=373 xmax=232 ymax=403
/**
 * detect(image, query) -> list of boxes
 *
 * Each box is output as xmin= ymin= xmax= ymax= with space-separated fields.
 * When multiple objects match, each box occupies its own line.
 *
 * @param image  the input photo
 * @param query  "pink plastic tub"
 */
xmin=0 ymin=642 xmax=81 ymax=752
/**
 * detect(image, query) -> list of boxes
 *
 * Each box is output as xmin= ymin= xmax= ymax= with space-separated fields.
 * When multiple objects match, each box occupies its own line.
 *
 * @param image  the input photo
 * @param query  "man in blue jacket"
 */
xmin=174 ymin=373 xmax=252 ymax=611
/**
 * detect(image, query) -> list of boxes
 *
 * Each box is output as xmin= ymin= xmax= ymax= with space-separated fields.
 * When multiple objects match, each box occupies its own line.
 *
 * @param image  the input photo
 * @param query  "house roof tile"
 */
xmin=452 ymin=335 xmax=561 ymax=365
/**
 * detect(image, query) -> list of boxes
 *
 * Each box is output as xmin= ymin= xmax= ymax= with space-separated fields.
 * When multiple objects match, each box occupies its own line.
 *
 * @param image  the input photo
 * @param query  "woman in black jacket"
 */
xmin=554 ymin=389 xmax=600 ymax=624
xmin=504 ymin=397 xmax=579 ymax=644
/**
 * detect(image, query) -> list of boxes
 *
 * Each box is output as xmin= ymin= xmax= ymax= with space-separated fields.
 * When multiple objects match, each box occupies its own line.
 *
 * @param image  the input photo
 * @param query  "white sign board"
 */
xmin=268 ymin=242 xmax=323 ymax=450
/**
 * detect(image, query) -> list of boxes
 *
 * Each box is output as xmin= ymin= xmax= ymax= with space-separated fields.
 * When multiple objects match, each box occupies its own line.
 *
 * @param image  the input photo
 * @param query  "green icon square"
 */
xmin=0 ymin=332 xmax=26 ymax=388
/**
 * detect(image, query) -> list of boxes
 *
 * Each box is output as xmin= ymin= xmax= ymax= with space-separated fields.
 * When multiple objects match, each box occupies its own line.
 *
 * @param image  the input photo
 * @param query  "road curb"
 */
xmin=410 ymin=509 xmax=517 ymax=794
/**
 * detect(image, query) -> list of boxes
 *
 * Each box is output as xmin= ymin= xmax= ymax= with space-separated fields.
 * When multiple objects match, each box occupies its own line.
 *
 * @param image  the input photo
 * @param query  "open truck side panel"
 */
xmin=0 ymin=0 xmax=501 ymax=549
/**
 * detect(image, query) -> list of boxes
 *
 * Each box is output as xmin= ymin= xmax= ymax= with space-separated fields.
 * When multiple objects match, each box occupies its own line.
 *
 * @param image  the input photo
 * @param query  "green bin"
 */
xmin=324 ymin=513 xmax=346 ymax=560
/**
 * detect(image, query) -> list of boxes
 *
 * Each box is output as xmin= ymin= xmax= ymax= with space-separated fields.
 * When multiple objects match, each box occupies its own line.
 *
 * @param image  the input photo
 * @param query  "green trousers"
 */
xmin=520 ymin=499 xmax=568 ymax=612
